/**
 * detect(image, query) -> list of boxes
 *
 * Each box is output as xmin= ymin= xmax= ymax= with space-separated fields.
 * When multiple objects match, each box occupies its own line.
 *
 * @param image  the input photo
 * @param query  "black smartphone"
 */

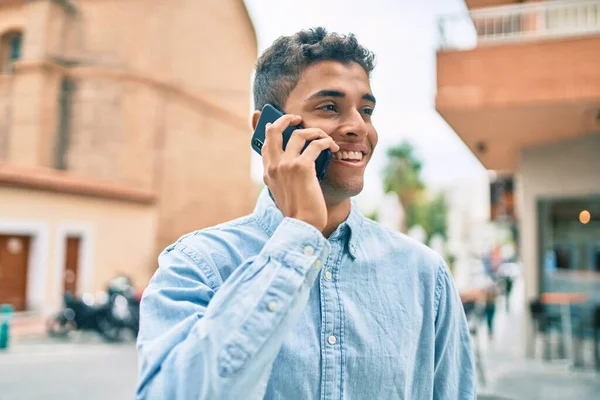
xmin=251 ymin=104 xmax=332 ymax=181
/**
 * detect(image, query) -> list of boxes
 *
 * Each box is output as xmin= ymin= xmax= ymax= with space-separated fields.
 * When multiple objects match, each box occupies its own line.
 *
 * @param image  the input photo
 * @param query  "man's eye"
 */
xmin=320 ymin=104 xmax=337 ymax=112
xmin=362 ymin=108 xmax=374 ymax=116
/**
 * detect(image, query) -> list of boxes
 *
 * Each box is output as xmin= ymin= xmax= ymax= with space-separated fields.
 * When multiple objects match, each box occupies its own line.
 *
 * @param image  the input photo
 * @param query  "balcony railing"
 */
xmin=438 ymin=0 xmax=600 ymax=50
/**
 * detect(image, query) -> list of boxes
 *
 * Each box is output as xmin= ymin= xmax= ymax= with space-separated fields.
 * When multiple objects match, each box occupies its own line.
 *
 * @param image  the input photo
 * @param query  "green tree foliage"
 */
xmin=382 ymin=141 xmax=448 ymax=243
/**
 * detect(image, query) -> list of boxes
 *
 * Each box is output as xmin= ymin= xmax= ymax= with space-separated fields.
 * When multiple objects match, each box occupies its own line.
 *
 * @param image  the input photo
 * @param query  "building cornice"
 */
xmin=0 ymin=165 xmax=156 ymax=204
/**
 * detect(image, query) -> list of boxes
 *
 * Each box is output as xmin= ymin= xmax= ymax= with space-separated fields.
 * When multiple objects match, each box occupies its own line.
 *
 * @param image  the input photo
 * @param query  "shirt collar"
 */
xmin=253 ymin=187 xmax=364 ymax=259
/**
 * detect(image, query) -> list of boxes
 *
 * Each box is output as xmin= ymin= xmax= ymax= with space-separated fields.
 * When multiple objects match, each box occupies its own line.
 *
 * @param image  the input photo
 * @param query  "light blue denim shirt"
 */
xmin=136 ymin=189 xmax=476 ymax=399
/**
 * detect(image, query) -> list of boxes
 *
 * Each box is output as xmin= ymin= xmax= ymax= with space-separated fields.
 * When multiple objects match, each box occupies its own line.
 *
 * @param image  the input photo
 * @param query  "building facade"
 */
xmin=437 ymin=0 xmax=600 ymax=354
xmin=0 ymin=0 xmax=257 ymax=314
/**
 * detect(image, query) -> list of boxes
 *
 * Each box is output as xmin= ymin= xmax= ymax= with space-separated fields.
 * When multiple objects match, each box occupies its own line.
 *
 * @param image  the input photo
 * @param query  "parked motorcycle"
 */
xmin=105 ymin=275 xmax=141 ymax=336
xmin=47 ymin=275 xmax=142 ymax=341
xmin=46 ymin=291 xmax=122 ymax=341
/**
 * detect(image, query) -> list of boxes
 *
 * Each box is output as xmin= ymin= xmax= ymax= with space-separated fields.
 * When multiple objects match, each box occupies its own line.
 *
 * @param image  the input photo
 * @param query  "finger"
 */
xmin=285 ymin=128 xmax=331 ymax=155
xmin=299 ymin=137 xmax=338 ymax=162
xmin=264 ymin=114 xmax=302 ymax=161
xmin=261 ymin=142 xmax=270 ymax=171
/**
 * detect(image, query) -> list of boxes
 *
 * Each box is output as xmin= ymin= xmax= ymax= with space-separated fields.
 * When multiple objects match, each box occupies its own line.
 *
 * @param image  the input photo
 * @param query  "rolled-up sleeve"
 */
xmin=433 ymin=264 xmax=476 ymax=399
xmin=136 ymin=217 xmax=330 ymax=400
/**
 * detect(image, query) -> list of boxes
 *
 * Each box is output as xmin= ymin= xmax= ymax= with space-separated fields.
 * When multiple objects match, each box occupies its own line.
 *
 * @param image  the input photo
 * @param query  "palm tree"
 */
xmin=382 ymin=141 xmax=425 ymax=232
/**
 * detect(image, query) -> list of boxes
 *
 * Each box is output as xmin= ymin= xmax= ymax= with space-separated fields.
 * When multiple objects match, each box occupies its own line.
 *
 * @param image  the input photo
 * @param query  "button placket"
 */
xmin=319 ymin=239 xmax=344 ymax=400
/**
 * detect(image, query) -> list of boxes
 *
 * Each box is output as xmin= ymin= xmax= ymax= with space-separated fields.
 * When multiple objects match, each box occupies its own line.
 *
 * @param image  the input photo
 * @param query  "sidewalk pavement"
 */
xmin=475 ymin=279 xmax=600 ymax=400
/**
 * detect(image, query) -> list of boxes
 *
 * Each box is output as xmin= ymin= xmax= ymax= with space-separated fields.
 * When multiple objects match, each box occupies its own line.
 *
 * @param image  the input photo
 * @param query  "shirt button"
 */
xmin=324 ymin=270 xmax=332 ymax=281
xmin=314 ymin=259 xmax=322 ymax=270
xmin=267 ymin=301 xmax=278 ymax=312
xmin=303 ymin=246 xmax=314 ymax=256
xmin=328 ymin=335 xmax=337 ymax=345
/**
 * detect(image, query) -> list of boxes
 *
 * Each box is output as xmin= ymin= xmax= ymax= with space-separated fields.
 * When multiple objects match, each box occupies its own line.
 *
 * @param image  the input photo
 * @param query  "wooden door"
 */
xmin=0 ymin=235 xmax=30 ymax=311
xmin=63 ymin=236 xmax=80 ymax=295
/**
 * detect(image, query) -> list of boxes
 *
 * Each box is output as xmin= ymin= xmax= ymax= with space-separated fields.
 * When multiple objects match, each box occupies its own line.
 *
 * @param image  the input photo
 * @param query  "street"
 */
xmin=1 ymin=279 xmax=599 ymax=400
xmin=0 ymin=336 xmax=138 ymax=400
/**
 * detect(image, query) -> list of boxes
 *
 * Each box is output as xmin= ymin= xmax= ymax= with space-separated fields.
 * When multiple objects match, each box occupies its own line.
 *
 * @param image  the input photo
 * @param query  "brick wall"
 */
xmin=436 ymin=35 xmax=600 ymax=109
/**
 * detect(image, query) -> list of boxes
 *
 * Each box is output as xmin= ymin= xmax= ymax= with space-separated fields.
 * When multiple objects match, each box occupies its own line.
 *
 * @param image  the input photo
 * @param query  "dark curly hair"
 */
xmin=253 ymin=27 xmax=376 ymax=111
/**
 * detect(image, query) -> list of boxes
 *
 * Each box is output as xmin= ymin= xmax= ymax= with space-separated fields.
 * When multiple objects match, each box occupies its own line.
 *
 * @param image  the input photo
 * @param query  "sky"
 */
xmin=243 ymin=0 xmax=487 ymax=212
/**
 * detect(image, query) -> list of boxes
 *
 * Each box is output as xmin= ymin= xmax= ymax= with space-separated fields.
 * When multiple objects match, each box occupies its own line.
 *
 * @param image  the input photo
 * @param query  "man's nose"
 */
xmin=341 ymin=110 xmax=368 ymax=139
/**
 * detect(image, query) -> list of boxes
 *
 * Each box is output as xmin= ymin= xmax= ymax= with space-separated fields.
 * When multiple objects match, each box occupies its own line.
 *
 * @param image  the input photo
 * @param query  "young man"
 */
xmin=136 ymin=27 xmax=475 ymax=399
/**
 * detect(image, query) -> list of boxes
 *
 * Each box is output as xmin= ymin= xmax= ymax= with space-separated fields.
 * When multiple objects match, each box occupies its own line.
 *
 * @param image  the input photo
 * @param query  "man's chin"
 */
xmin=320 ymin=176 xmax=364 ymax=202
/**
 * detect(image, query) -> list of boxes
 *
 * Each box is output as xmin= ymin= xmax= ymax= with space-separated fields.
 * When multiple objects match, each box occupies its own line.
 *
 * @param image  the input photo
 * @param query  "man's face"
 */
xmin=283 ymin=61 xmax=378 ymax=203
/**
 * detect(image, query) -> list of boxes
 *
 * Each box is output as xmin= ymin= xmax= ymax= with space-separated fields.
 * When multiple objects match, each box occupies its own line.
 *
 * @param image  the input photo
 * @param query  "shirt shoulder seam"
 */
xmin=173 ymin=241 xmax=223 ymax=290
xmin=434 ymin=261 xmax=446 ymax=317
xmin=173 ymin=215 xmax=260 ymax=290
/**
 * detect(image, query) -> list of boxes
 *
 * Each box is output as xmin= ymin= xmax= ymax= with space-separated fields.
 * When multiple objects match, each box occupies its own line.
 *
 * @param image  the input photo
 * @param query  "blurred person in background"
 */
xmin=135 ymin=27 xmax=475 ymax=400
xmin=482 ymin=277 xmax=499 ymax=342
xmin=481 ymin=243 xmax=504 ymax=340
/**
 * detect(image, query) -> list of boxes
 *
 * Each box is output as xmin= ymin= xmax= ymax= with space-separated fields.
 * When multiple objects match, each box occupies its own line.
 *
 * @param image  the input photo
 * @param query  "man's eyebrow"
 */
xmin=363 ymin=93 xmax=376 ymax=104
xmin=305 ymin=89 xmax=377 ymax=104
xmin=305 ymin=89 xmax=345 ymax=101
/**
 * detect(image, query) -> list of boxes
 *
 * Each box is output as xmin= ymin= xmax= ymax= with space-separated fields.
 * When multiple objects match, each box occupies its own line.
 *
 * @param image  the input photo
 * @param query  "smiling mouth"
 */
xmin=332 ymin=151 xmax=364 ymax=163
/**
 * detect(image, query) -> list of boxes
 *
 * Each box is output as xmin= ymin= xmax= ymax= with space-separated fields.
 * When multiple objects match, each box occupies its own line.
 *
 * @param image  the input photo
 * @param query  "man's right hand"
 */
xmin=261 ymin=114 xmax=339 ymax=233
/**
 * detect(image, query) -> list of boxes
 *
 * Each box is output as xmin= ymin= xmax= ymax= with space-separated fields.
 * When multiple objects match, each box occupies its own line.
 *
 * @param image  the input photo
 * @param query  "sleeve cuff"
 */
xmin=261 ymin=217 xmax=331 ymax=274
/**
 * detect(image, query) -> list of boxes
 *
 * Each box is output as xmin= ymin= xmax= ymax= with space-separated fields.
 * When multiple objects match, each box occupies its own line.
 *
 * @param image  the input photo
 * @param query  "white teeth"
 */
xmin=333 ymin=151 xmax=363 ymax=161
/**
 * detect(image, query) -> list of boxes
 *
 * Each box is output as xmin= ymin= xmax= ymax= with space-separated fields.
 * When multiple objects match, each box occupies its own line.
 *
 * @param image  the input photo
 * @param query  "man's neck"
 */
xmin=323 ymin=198 xmax=352 ymax=238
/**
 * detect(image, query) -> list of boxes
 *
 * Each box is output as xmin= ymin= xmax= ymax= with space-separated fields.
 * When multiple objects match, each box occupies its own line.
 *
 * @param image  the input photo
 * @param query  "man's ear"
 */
xmin=251 ymin=110 xmax=261 ymax=130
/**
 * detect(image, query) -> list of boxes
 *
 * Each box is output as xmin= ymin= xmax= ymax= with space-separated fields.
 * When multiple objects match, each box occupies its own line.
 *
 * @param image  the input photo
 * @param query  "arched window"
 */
xmin=0 ymin=30 xmax=23 ymax=73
